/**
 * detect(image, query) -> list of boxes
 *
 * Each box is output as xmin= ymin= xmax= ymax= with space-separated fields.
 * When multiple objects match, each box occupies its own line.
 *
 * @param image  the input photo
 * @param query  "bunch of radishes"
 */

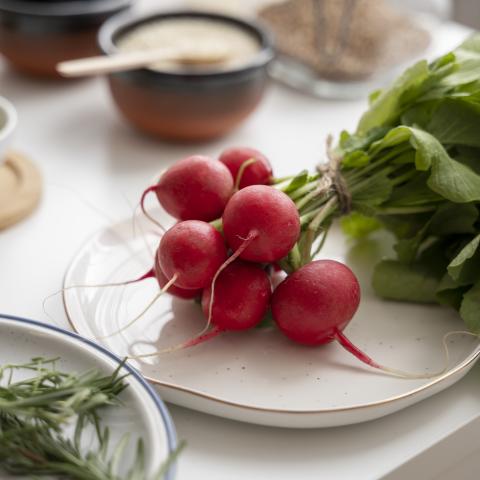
xmin=134 ymin=147 xmax=384 ymax=371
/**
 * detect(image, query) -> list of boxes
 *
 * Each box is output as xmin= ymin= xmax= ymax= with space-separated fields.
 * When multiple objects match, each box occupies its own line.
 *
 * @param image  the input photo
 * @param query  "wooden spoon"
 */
xmin=57 ymin=44 xmax=230 ymax=78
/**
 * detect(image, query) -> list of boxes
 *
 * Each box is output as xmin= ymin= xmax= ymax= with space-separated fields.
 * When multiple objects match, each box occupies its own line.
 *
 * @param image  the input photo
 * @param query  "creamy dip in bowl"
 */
xmin=116 ymin=17 xmax=262 ymax=73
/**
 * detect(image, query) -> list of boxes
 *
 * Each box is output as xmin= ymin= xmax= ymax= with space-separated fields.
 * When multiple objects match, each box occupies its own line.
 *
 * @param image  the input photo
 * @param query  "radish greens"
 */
xmin=276 ymin=34 xmax=480 ymax=332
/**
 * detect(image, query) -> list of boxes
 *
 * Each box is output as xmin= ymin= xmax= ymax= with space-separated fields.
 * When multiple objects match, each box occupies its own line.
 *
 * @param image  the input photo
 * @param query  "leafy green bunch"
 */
xmin=276 ymin=34 xmax=480 ymax=332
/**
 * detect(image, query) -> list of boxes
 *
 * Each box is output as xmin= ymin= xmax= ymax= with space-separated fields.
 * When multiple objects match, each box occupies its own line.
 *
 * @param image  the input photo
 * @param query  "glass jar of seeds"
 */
xmin=258 ymin=0 xmax=432 ymax=99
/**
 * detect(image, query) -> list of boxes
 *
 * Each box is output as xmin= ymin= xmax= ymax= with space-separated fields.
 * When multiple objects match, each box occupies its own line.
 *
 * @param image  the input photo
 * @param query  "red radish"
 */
xmin=131 ymin=261 xmax=272 ymax=358
xmin=201 ymin=261 xmax=271 ymax=330
xmin=219 ymin=147 xmax=273 ymax=189
xmin=270 ymin=259 xmax=397 ymax=375
xmin=222 ymin=185 xmax=301 ymax=263
xmin=153 ymin=261 xmax=202 ymax=300
xmin=158 ymin=220 xmax=227 ymax=289
xmin=272 ymin=260 xmax=360 ymax=346
xmin=141 ymin=155 xmax=234 ymax=223
xmin=271 ymin=260 xmax=441 ymax=378
xmin=96 ymin=223 xmax=224 ymax=338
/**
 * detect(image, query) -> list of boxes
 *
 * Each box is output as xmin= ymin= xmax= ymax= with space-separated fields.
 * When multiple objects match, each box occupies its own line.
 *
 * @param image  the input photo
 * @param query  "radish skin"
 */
xmin=219 ymin=147 xmax=272 ymax=189
xmin=158 ymin=220 xmax=227 ymax=289
xmin=202 ymin=261 xmax=272 ymax=330
xmin=270 ymin=260 xmax=436 ymax=376
xmin=222 ymin=185 xmax=301 ymax=262
xmin=130 ymin=261 xmax=272 ymax=357
xmin=271 ymin=260 xmax=385 ymax=369
xmin=271 ymin=260 xmax=360 ymax=345
xmin=153 ymin=262 xmax=202 ymax=300
xmin=142 ymin=155 xmax=234 ymax=222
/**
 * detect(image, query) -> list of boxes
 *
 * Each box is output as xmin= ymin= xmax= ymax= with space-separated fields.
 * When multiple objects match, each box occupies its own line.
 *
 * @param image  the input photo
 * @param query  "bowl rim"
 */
xmin=0 ymin=313 xmax=178 ymax=479
xmin=0 ymin=0 xmax=132 ymax=18
xmin=0 ymin=96 xmax=17 ymax=146
xmin=98 ymin=9 xmax=275 ymax=79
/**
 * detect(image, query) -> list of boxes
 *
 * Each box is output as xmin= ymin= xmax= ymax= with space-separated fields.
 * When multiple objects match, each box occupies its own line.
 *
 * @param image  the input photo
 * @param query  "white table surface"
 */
xmin=0 ymin=6 xmax=479 ymax=479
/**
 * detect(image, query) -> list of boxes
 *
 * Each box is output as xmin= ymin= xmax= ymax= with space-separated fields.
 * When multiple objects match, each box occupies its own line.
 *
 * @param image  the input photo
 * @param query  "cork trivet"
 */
xmin=0 ymin=152 xmax=42 ymax=230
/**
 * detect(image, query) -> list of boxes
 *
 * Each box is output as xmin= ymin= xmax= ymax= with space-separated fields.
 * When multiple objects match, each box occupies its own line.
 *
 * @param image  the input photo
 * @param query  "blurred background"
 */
xmin=454 ymin=1 xmax=480 ymax=29
xmin=186 ymin=0 xmax=478 ymax=25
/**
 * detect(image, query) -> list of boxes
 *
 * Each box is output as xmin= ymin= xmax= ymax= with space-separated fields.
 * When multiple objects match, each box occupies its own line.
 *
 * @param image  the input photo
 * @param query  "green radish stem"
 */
xmin=345 ymin=143 xmax=412 ymax=183
xmin=300 ymin=197 xmax=338 ymax=265
xmin=289 ymin=182 xmax=319 ymax=201
xmin=295 ymin=188 xmax=318 ymax=211
xmin=310 ymin=224 xmax=331 ymax=259
xmin=390 ymin=168 xmax=418 ymax=186
xmin=272 ymin=175 xmax=294 ymax=185
xmin=376 ymin=205 xmax=438 ymax=215
xmin=287 ymin=243 xmax=302 ymax=272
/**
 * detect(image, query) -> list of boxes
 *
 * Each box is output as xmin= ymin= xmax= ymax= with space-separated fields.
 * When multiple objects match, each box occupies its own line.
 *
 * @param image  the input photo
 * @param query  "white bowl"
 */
xmin=0 ymin=96 xmax=17 ymax=163
xmin=0 ymin=314 xmax=178 ymax=478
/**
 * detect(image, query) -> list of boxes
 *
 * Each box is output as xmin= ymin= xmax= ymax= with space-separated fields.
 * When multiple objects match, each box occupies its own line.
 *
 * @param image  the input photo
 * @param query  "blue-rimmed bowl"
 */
xmin=0 ymin=313 xmax=178 ymax=479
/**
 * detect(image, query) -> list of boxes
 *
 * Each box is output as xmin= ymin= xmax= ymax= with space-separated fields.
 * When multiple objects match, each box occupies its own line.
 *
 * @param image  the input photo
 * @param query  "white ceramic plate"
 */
xmin=0 ymin=314 xmax=177 ymax=478
xmin=64 ymin=213 xmax=480 ymax=428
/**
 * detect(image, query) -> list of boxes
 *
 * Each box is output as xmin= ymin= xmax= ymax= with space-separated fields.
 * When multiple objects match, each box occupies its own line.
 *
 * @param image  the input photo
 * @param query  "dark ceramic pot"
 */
xmin=0 ymin=0 xmax=132 ymax=78
xmin=98 ymin=10 xmax=274 ymax=141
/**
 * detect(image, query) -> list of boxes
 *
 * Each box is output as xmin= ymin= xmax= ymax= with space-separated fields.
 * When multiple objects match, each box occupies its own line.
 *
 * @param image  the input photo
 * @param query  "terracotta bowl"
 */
xmin=98 ymin=10 xmax=274 ymax=141
xmin=0 ymin=0 xmax=132 ymax=78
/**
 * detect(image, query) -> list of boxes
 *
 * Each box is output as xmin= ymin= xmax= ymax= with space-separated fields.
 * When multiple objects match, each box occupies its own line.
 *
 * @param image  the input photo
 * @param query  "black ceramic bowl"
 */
xmin=98 ymin=10 xmax=274 ymax=141
xmin=0 ymin=0 xmax=132 ymax=78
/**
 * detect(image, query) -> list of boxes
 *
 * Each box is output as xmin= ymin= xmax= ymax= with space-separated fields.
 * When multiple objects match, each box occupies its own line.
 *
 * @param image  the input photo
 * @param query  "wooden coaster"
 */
xmin=0 ymin=151 xmax=42 ymax=230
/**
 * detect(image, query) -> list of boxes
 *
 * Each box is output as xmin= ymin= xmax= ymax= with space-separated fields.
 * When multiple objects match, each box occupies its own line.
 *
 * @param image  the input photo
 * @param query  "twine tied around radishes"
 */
xmin=54 ymin=144 xmax=476 ymax=380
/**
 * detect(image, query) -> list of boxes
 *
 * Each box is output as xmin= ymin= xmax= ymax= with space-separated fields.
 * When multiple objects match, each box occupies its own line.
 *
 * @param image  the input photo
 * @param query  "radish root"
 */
xmin=334 ymin=329 xmax=480 ymax=379
xmin=131 ymin=202 xmax=156 ymax=260
xmin=140 ymin=185 xmax=167 ymax=232
xmin=129 ymin=325 xmax=225 ymax=360
xmin=65 ymin=269 xmax=155 ymax=290
xmin=42 ymin=269 xmax=155 ymax=322
xmin=204 ymin=230 xmax=259 ymax=333
xmin=98 ymin=273 xmax=178 ymax=339
xmin=128 ymin=231 xmax=259 ymax=360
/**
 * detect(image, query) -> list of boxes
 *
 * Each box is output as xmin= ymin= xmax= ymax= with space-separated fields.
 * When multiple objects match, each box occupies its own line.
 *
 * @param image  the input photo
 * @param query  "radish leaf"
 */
xmin=428 ymin=203 xmax=478 ymax=235
xmin=460 ymin=282 xmax=480 ymax=333
xmin=372 ymin=259 xmax=440 ymax=303
xmin=284 ymin=170 xmax=308 ymax=193
xmin=357 ymin=61 xmax=430 ymax=135
xmin=448 ymin=234 xmax=480 ymax=283
xmin=436 ymin=273 xmax=469 ymax=309
xmin=340 ymin=212 xmax=381 ymax=239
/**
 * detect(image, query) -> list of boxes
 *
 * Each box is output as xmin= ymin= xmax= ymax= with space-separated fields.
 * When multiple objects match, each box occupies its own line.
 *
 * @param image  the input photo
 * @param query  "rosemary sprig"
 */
xmin=0 ymin=357 xmax=180 ymax=479
xmin=0 ymin=357 xmax=127 ymax=427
